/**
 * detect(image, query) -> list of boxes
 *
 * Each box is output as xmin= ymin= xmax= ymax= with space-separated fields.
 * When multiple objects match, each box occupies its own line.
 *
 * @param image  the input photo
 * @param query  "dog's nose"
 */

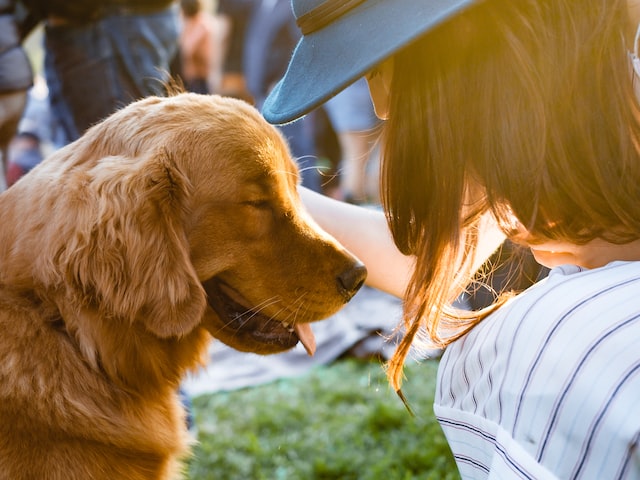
xmin=337 ymin=261 xmax=367 ymax=301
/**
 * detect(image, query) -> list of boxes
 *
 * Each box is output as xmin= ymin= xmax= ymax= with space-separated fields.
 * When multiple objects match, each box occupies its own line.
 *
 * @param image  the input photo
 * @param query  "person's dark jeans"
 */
xmin=43 ymin=5 xmax=179 ymax=144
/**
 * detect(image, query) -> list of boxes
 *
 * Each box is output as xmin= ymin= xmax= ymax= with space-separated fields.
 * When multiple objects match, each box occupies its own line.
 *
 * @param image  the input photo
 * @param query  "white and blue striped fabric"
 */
xmin=435 ymin=261 xmax=640 ymax=479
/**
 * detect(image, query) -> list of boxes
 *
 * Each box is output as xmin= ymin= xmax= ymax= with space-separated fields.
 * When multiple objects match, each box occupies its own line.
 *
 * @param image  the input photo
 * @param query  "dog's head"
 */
xmin=11 ymin=93 xmax=365 ymax=357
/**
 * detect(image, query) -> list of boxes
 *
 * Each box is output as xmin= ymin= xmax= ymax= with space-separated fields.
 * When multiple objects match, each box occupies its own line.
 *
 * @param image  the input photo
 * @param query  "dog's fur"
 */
xmin=0 ymin=93 xmax=366 ymax=479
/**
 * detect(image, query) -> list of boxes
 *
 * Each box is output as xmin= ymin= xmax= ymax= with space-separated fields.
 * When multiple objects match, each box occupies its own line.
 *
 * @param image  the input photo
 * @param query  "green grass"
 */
xmin=187 ymin=358 xmax=459 ymax=479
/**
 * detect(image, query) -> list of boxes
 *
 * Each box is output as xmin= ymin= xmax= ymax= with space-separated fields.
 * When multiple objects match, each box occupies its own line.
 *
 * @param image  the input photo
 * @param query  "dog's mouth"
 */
xmin=201 ymin=278 xmax=316 ymax=356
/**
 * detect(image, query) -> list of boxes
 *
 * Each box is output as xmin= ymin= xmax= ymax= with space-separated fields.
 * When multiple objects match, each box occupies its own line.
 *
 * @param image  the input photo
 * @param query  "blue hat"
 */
xmin=262 ymin=0 xmax=476 ymax=124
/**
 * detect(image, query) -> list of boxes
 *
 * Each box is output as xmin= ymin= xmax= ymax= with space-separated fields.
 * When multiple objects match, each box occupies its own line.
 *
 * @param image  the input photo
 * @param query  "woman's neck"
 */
xmin=528 ymin=237 xmax=640 ymax=269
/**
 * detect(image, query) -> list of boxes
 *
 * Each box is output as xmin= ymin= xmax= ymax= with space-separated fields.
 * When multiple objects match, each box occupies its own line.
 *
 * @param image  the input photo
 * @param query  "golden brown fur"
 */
xmin=0 ymin=93 xmax=366 ymax=479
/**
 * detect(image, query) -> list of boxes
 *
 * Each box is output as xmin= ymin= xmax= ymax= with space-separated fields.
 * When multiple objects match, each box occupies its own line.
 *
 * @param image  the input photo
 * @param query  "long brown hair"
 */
xmin=381 ymin=0 xmax=640 ymax=392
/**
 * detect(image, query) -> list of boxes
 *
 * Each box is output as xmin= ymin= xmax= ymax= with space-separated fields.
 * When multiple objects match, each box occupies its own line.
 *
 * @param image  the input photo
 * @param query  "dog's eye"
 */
xmin=244 ymin=200 xmax=271 ymax=209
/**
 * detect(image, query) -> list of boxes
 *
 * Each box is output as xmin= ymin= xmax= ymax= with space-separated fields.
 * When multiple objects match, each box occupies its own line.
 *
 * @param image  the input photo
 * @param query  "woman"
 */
xmin=263 ymin=0 xmax=640 ymax=478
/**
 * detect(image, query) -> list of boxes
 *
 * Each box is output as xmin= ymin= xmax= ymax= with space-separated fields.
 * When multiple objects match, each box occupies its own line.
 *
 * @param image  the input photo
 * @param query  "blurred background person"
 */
xmin=215 ymin=0 xmax=253 ymax=102
xmin=323 ymin=77 xmax=381 ymax=205
xmin=5 ymin=75 xmax=60 ymax=187
xmin=0 ymin=0 xmax=33 ymax=191
xmin=228 ymin=0 xmax=322 ymax=192
xmin=177 ymin=0 xmax=225 ymax=94
xmin=21 ymin=0 xmax=179 ymax=146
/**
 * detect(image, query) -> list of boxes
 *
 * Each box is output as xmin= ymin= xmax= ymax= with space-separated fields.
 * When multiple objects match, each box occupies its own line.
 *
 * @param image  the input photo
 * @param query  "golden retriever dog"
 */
xmin=0 ymin=93 xmax=366 ymax=480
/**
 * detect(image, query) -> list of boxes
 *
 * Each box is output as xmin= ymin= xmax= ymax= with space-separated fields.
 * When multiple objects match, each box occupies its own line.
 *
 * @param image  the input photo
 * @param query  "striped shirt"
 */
xmin=435 ymin=261 xmax=640 ymax=479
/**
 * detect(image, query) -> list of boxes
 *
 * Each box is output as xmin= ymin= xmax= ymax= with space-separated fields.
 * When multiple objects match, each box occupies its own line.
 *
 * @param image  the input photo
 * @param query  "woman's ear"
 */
xmin=365 ymin=57 xmax=394 ymax=120
xmin=628 ymin=0 xmax=640 ymax=47
xmin=62 ymin=150 xmax=206 ymax=338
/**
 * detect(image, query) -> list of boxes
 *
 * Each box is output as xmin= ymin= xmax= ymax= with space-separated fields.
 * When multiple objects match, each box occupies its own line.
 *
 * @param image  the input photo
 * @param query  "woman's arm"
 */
xmin=299 ymin=187 xmax=506 ymax=299
xmin=299 ymin=187 xmax=414 ymax=297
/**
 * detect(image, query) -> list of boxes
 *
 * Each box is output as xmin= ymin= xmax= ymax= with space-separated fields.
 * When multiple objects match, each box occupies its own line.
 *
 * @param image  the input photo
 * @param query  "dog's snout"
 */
xmin=337 ymin=261 xmax=367 ymax=301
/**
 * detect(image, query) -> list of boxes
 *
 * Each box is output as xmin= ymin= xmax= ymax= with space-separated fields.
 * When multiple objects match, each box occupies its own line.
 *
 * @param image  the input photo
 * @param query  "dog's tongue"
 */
xmin=294 ymin=323 xmax=316 ymax=356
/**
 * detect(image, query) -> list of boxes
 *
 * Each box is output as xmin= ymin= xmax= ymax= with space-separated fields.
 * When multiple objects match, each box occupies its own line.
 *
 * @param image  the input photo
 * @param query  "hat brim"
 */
xmin=262 ymin=0 xmax=475 ymax=124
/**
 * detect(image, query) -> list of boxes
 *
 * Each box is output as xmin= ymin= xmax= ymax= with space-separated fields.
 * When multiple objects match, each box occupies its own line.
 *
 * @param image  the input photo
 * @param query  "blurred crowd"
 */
xmin=0 ymin=0 xmax=383 ymax=202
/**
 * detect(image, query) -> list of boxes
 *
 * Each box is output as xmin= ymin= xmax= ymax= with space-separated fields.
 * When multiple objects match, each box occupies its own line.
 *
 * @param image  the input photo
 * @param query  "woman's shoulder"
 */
xmin=492 ymin=260 xmax=640 ymax=344
xmin=437 ymin=261 xmax=640 ymax=479
xmin=439 ymin=260 xmax=640 ymax=410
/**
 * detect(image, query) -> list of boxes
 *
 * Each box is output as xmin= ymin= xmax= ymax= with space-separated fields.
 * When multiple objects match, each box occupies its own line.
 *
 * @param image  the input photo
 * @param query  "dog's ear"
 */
xmin=62 ymin=149 xmax=206 ymax=338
